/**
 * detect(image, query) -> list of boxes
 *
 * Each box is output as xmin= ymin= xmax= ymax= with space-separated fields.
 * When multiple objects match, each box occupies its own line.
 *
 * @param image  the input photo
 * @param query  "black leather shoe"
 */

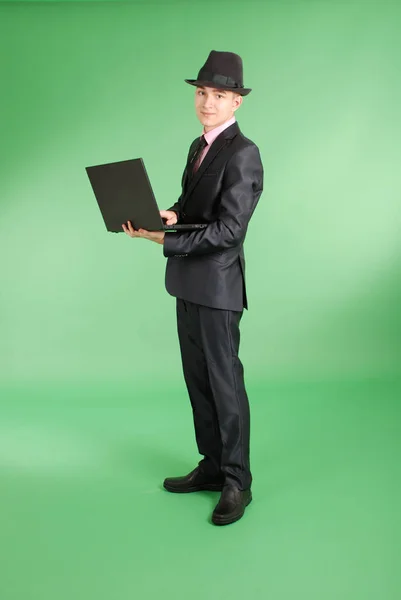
xmin=211 ymin=484 xmax=252 ymax=525
xmin=163 ymin=466 xmax=224 ymax=493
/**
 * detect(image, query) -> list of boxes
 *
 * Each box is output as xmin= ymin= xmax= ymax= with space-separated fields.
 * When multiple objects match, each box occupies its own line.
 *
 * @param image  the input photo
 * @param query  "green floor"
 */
xmin=0 ymin=378 xmax=399 ymax=600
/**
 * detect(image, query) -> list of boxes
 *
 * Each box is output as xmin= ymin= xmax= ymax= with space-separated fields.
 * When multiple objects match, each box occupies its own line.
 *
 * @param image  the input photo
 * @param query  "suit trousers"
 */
xmin=176 ymin=298 xmax=252 ymax=490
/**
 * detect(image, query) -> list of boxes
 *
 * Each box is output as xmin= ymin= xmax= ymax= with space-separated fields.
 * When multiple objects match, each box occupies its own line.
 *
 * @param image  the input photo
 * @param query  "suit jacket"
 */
xmin=163 ymin=121 xmax=264 ymax=311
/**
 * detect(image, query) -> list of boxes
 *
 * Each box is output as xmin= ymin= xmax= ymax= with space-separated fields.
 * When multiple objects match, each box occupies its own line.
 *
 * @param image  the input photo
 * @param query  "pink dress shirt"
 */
xmin=194 ymin=116 xmax=236 ymax=171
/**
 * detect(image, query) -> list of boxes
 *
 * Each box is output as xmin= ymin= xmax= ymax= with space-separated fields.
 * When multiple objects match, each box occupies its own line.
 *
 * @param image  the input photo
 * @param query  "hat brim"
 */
xmin=184 ymin=79 xmax=252 ymax=96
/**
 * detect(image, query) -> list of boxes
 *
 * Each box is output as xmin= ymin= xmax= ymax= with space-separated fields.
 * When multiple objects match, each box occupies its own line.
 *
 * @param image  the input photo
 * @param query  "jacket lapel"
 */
xmin=182 ymin=139 xmax=199 ymax=195
xmin=181 ymin=122 xmax=239 ymax=209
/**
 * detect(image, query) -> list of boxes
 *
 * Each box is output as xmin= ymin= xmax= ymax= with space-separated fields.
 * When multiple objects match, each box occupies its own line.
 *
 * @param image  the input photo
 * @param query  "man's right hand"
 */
xmin=160 ymin=210 xmax=178 ymax=226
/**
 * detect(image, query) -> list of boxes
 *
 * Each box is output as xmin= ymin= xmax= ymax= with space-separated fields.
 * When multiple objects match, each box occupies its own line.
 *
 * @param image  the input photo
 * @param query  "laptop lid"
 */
xmin=85 ymin=157 xmax=165 ymax=233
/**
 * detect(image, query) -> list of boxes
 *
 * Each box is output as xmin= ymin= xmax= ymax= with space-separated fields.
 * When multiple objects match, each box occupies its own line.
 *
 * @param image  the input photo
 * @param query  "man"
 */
xmin=122 ymin=50 xmax=264 ymax=525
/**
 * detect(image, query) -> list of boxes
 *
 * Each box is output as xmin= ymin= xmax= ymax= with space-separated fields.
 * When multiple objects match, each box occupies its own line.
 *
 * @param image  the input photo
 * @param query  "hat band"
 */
xmin=198 ymin=70 xmax=244 ymax=89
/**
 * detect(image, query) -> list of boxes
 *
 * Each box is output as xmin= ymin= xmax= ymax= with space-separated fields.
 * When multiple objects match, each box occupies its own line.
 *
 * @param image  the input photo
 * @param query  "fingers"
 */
xmin=160 ymin=210 xmax=177 ymax=225
xmin=123 ymin=221 xmax=160 ymax=243
xmin=122 ymin=221 xmax=144 ymax=237
xmin=122 ymin=222 xmax=134 ymax=236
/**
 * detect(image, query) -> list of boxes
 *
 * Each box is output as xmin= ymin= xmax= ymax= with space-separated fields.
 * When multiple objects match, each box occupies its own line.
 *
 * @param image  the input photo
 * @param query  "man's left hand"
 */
xmin=122 ymin=220 xmax=165 ymax=245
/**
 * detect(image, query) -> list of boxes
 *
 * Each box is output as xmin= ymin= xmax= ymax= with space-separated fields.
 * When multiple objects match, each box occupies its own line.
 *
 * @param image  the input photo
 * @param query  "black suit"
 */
xmin=163 ymin=121 xmax=263 ymax=490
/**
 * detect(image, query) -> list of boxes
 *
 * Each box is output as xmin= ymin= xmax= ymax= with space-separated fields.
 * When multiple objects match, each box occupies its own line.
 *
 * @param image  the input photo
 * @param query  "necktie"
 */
xmin=189 ymin=135 xmax=208 ymax=177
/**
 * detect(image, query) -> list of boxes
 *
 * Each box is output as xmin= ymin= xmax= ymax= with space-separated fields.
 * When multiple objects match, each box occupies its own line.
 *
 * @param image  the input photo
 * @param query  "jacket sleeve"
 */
xmin=166 ymin=140 xmax=196 ymax=221
xmin=167 ymin=199 xmax=181 ymax=221
xmin=167 ymin=170 xmax=185 ymax=219
xmin=163 ymin=144 xmax=263 ymax=258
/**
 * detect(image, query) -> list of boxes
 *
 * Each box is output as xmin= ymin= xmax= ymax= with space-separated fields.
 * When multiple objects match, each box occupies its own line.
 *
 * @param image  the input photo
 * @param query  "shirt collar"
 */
xmin=203 ymin=116 xmax=236 ymax=146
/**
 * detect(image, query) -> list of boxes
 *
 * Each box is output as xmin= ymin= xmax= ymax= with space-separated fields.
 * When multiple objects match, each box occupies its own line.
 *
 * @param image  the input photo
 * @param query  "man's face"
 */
xmin=195 ymin=86 xmax=242 ymax=132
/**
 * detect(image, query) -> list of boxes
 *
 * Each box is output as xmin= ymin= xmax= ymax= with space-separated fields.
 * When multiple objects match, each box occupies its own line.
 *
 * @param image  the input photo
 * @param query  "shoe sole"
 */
xmin=163 ymin=482 xmax=224 ymax=493
xmin=212 ymin=494 xmax=253 ymax=526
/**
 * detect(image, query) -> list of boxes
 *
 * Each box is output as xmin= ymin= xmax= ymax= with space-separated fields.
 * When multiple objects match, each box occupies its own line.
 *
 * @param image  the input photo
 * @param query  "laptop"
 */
xmin=85 ymin=157 xmax=207 ymax=233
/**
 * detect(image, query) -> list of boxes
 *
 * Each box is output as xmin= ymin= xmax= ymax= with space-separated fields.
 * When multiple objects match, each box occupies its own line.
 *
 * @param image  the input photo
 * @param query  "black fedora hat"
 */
xmin=185 ymin=50 xmax=252 ymax=96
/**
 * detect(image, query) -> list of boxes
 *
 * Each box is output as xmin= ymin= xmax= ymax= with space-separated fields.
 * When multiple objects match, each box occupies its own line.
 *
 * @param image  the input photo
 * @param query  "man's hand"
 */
xmin=122 ymin=220 xmax=165 ymax=245
xmin=160 ymin=210 xmax=178 ymax=226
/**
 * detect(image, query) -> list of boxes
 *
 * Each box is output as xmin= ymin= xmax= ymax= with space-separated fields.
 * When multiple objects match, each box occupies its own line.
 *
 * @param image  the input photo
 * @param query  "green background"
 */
xmin=0 ymin=1 xmax=400 ymax=599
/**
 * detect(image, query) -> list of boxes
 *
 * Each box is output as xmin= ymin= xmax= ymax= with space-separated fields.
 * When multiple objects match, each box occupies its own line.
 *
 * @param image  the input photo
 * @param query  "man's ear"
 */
xmin=233 ymin=93 xmax=243 ymax=111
